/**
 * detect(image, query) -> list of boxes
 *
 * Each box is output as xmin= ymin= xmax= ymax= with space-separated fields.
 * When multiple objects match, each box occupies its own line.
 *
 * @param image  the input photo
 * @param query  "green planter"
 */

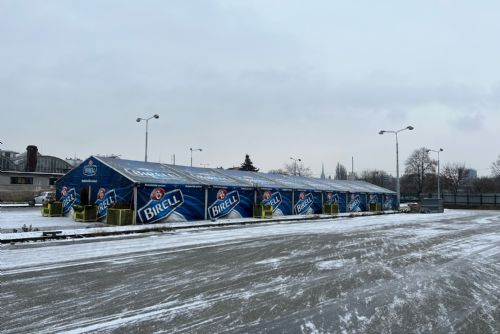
xmin=41 ymin=202 xmax=63 ymax=217
xmin=106 ymin=208 xmax=133 ymax=226
xmin=73 ymin=205 xmax=98 ymax=222
xmin=253 ymin=204 xmax=273 ymax=218
xmin=369 ymin=203 xmax=382 ymax=212
xmin=323 ymin=204 xmax=339 ymax=215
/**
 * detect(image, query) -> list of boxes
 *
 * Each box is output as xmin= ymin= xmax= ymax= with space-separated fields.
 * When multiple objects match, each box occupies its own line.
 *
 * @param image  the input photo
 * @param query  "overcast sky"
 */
xmin=1 ymin=0 xmax=499 ymax=177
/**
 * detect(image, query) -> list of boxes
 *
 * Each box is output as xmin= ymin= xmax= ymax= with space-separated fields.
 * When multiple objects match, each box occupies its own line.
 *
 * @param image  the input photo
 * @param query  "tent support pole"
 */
xmin=292 ymin=190 xmax=295 ymax=215
xmin=133 ymin=186 xmax=138 ymax=225
xmin=204 ymin=187 xmax=208 ymax=220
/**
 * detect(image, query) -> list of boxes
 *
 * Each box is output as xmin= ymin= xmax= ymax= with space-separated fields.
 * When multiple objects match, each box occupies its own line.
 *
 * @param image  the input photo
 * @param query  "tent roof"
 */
xmin=95 ymin=157 xmax=395 ymax=193
xmin=97 ymin=157 xmax=200 ymax=185
xmin=216 ymin=169 xmax=288 ymax=189
xmin=164 ymin=164 xmax=252 ymax=187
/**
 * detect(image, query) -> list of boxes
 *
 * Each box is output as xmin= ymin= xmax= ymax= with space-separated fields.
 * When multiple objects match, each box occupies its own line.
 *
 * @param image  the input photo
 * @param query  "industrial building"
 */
xmin=0 ymin=145 xmax=75 ymax=202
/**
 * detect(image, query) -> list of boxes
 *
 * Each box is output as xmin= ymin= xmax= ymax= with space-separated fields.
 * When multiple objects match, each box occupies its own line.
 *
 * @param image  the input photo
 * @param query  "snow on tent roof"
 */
xmin=97 ymin=157 xmax=201 ymax=185
xmin=330 ymin=180 xmax=395 ymax=193
xmin=216 ymin=169 xmax=287 ymax=189
xmin=259 ymin=173 xmax=315 ymax=190
xmin=354 ymin=180 xmax=396 ymax=194
xmin=293 ymin=176 xmax=346 ymax=191
xmin=165 ymin=165 xmax=252 ymax=188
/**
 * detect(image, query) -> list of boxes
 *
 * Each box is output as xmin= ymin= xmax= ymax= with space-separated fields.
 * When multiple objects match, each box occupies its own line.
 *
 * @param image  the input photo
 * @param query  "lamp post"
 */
xmin=136 ymin=114 xmax=160 ymax=162
xmin=379 ymin=125 xmax=414 ymax=207
xmin=290 ymin=157 xmax=301 ymax=176
xmin=426 ymin=148 xmax=444 ymax=199
xmin=190 ymin=148 xmax=202 ymax=167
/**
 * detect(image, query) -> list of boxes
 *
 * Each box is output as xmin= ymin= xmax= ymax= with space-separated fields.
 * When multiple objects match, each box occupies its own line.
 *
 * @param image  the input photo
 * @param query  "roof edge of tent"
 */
xmin=211 ymin=168 xmax=279 ymax=188
xmin=93 ymin=155 xmax=137 ymax=184
xmin=160 ymin=163 xmax=210 ymax=186
xmin=85 ymin=156 xmax=397 ymax=194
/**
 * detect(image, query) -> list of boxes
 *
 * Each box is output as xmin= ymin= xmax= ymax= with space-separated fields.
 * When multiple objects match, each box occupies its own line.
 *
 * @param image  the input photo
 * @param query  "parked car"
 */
xmin=30 ymin=191 xmax=56 ymax=205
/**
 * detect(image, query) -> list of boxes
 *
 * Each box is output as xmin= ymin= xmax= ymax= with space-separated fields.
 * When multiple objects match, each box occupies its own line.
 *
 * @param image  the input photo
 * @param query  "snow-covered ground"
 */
xmin=0 ymin=207 xmax=104 ymax=232
xmin=2 ymin=210 xmax=500 ymax=333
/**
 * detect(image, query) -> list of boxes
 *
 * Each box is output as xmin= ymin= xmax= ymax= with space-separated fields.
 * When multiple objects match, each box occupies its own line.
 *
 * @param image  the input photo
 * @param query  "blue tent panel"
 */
xmin=136 ymin=184 xmax=205 ymax=224
xmin=256 ymin=189 xmax=293 ymax=216
xmin=293 ymin=190 xmax=322 ymax=214
xmin=347 ymin=193 xmax=367 ymax=212
xmin=207 ymin=187 xmax=254 ymax=219
xmin=324 ymin=191 xmax=348 ymax=213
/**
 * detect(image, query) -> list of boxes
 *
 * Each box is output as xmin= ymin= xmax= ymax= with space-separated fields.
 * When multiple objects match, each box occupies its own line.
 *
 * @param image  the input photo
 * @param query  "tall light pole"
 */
xmin=426 ymin=148 xmax=444 ymax=199
xmin=190 ymin=148 xmax=202 ymax=167
xmin=379 ymin=125 xmax=414 ymax=207
xmin=136 ymin=114 xmax=160 ymax=162
xmin=290 ymin=157 xmax=301 ymax=176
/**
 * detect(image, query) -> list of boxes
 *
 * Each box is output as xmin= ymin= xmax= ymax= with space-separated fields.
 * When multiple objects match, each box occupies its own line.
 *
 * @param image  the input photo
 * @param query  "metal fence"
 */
xmin=403 ymin=193 xmax=500 ymax=207
xmin=442 ymin=193 xmax=500 ymax=206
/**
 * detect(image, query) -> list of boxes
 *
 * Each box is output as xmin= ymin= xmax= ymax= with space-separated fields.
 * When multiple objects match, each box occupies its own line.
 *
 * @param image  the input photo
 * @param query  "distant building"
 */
xmin=0 ymin=145 xmax=74 ymax=202
xmin=464 ymin=168 xmax=478 ymax=179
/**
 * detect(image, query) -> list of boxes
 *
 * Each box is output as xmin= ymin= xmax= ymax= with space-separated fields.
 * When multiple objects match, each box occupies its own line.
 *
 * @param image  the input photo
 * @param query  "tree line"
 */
xmin=236 ymin=153 xmax=500 ymax=194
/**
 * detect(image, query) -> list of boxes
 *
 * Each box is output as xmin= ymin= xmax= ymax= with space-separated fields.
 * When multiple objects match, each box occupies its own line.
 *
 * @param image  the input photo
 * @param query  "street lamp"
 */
xmin=190 ymin=148 xmax=202 ymax=167
xmin=426 ymin=148 xmax=444 ymax=199
xmin=290 ymin=157 xmax=302 ymax=176
xmin=136 ymin=114 xmax=160 ymax=162
xmin=379 ymin=125 xmax=414 ymax=207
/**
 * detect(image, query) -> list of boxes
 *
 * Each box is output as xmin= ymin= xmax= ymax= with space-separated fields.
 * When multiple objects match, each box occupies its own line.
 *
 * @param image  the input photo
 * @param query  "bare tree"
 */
xmin=492 ymin=155 xmax=500 ymax=177
xmin=284 ymin=162 xmax=312 ymax=177
xmin=268 ymin=168 xmax=289 ymax=175
xmin=269 ymin=162 xmax=312 ymax=177
xmin=442 ymin=162 xmax=467 ymax=194
xmin=335 ymin=163 xmax=348 ymax=180
xmin=404 ymin=147 xmax=436 ymax=195
xmin=359 ymin=169 xmax=395 ymax=190
xmin=471 ymin=177 xmax=496 ymax=193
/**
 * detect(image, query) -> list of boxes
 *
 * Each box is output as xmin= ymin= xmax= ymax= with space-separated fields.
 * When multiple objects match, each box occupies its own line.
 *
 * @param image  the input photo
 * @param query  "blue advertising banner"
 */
xmin=258 ymin=189 xmax=293 ymax=216
xmin=94 ymin=186 xmax=133 ymax=220
xmin=368 ymin=193 xmax=382 ymax=205
xmin=136 ymin=185 xmax=205 ymax=224
xmin=347 ymin=193 xmax=367 ymax=212
xmin=383 ymin=194 xmax=398 ymax=210
xmin=59 ymin=186 xmax=79 ymax=214
xmin=293 ymin=191 xmax=322 ymax=215
xmin=207 ymin=187 xmax=253 ymax=219
xmin=325 ymin=192 xmax=347 ymax=213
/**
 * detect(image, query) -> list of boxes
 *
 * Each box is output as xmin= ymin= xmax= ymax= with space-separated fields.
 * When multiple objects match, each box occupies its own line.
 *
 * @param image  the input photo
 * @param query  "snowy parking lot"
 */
xmin=2 ymin=209 xmax=500 ymax=333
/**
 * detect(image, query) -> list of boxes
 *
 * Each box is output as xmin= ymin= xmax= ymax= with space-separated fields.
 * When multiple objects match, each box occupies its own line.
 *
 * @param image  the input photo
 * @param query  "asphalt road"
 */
xmin=2 ymin=210 xmax=500 ymax=333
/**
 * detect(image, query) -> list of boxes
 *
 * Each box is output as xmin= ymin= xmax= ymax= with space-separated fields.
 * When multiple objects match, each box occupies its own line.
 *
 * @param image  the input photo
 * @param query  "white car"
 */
xmin=32 ymin=191 xmax=56 ymax=205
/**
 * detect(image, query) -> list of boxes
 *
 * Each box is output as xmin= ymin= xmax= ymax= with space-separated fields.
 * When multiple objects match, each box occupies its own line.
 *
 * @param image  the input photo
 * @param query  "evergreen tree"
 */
xmin=240 ymin=154 xmax=259 ymax=172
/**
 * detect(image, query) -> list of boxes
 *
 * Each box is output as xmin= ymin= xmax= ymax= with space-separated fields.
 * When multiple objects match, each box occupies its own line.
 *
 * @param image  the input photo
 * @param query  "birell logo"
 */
xmin=294 ymin=192 xmax=314 ymax=215
xmin=208 ymin=189 xmax=240 ymax=220
xmin=138 ymin=188 xmax=184 ymax=224
xmin=348 ymin=194 xmax=362 ymax=212
xmin=326 ymin=192 xmax=340 ymax=205
xmin=383 ymin=195 xmax=394 ymax=210
xmin=83 ymin=160 xmax=97 ymax=177
xmin=262 ymin=191 xmax=282 ymax=212
xmin=60 ymin=186 xmax=77 ymax=214
xmin=369 ymin=194 xmax=379 ymax=204
xmin=95 ymin=188 xmax=117 ymax=219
